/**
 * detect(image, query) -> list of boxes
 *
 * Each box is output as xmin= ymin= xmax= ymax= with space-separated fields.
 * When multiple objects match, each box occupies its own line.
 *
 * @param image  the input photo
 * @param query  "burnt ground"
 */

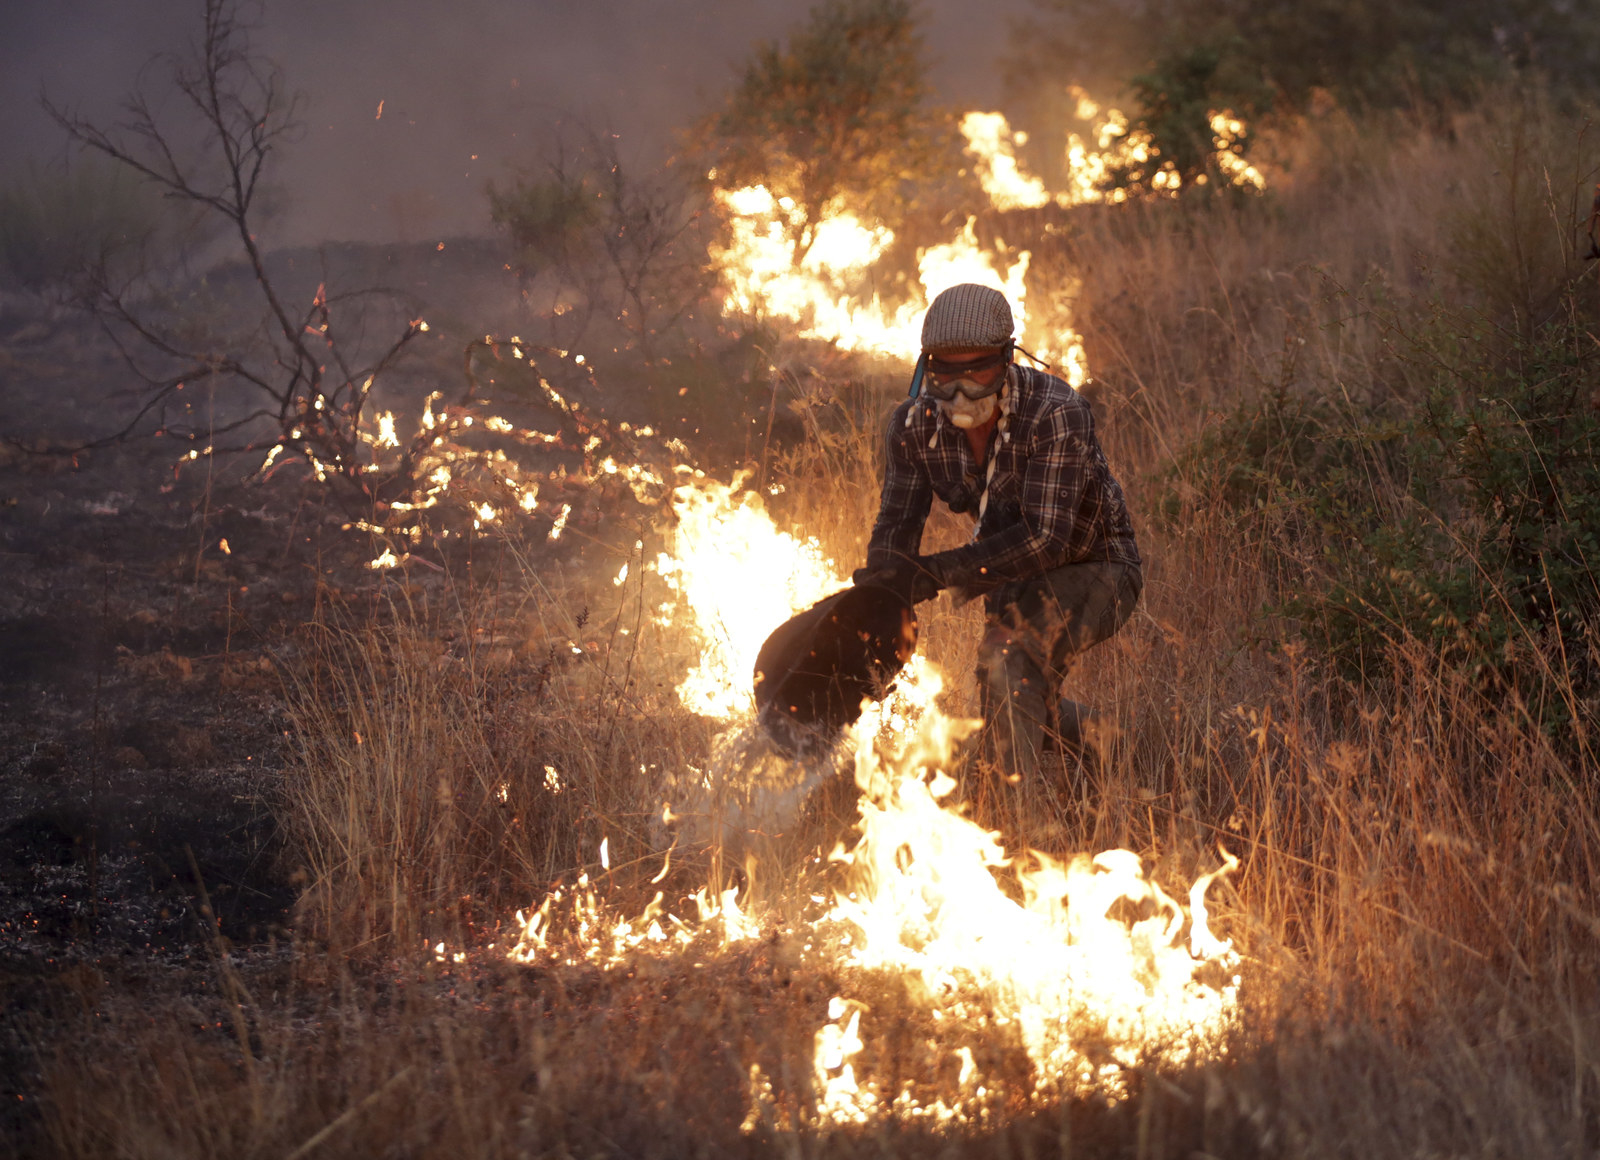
xmin=0 ymin=406 xmax=367 ymax=1153
xmin=0 ymin=242 xmax=560 ymax=1153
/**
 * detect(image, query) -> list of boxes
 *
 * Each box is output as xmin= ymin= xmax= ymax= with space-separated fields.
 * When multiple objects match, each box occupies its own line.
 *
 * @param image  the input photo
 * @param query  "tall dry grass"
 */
xmin=278 ymin=565 xmax=732 ymax=955
xmin=33 ymin=86 xmax=1600 ymax=1157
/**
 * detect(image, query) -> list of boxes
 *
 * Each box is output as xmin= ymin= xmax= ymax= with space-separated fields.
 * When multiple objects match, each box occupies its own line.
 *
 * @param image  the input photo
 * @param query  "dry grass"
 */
xmin=32 ymin=86 xmax=1600 ymax=1157
xmin=278 ymin=564 xmax=730 ymax=956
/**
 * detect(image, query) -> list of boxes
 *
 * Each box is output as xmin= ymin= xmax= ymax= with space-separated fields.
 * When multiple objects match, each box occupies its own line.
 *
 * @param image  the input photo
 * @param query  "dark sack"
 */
xmin=753 ymin=583 xmax=918 ymax=752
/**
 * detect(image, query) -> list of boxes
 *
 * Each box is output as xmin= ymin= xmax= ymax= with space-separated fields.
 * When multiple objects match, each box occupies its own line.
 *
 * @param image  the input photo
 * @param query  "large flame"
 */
xmin=810 ymin=692 xmax=1240 ymax=1115
xmin=961 ymin=94 xmax=1266 ymax=208
xmin=709 ymin=186 xmax=1085 ymax=378
xmin=959 ymin=111 xmax=1053 ymax=211
xmin=707 ymin=93 xmax=1262 ymax=388
xmin=510 ymin=479 xmax=1241 ymax=1124
xmin=654 ymin=476 xmax=845 ymax=719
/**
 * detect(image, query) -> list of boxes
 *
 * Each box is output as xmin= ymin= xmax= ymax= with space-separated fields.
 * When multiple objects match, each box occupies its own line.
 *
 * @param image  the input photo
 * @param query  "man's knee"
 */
xmin=976 ymin=625 xmax=1050 ymax=720
xmin=1041 ymin=561 xmax=1142 ymax=670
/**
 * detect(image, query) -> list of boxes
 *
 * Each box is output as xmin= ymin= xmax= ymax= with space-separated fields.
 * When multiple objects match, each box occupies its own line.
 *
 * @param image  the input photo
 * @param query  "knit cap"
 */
xmin=920 ymin=283 xmax=1015 ymax=352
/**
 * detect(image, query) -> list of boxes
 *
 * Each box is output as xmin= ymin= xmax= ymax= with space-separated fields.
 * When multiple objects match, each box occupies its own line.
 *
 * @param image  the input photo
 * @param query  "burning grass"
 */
xmin=34 ymin=485 xmax=1600 ymax=1154
xmin=36 ymin=452 xmax=1600 ymax=1155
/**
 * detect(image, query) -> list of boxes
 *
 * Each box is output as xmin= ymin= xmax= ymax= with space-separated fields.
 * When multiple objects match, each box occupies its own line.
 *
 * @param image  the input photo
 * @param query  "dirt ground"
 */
xmin=0 ymin=246 xmax=545 ymax=1152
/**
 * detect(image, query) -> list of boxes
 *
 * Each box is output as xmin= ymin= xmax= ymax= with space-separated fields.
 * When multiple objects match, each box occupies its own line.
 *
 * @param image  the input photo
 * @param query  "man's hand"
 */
xmin=852 ymin=556 xmax=943 ymax=605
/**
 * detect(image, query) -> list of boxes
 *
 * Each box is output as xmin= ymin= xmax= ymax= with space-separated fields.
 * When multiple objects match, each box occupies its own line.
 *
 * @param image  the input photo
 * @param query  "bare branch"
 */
xmin=35 ymin=0 xmax=432 ymax=518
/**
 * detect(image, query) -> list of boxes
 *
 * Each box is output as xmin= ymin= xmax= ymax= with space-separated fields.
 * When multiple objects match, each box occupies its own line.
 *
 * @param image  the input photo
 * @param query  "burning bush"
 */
xmin=688 ymin=0 xmax=959 ymax=266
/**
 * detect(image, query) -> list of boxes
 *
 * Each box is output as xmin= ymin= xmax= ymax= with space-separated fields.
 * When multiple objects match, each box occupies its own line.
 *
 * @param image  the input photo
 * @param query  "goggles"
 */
xmin=920 ymin=348 xmax=1010 ymax=401
xmin=921 ymin=372 xmax=1005 ymax=402
xmin=926 ymin=349 xmax=1010 ymax=377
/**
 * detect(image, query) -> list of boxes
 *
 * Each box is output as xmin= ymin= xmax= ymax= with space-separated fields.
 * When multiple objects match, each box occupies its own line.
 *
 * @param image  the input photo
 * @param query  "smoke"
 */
xmin=2 ymin=0 xmax=1032 ymax=246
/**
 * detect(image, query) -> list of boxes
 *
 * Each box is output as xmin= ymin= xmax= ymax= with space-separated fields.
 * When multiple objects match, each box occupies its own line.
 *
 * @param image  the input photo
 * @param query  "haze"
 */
xmin=2 ymin=0 xmax=1031 ymax=246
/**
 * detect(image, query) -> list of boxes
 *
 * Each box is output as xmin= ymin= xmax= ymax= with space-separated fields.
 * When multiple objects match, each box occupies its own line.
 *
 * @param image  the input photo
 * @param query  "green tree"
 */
xmin=693 ymin=0 xmax=936 ymax=262
xmin=1009 ymin=0 xmax=1600 ymax=121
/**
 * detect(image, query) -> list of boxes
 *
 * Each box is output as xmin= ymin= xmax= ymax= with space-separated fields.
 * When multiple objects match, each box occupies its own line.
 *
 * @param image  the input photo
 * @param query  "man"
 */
xmin=854 ymin=283 xmax=1142 ymax=781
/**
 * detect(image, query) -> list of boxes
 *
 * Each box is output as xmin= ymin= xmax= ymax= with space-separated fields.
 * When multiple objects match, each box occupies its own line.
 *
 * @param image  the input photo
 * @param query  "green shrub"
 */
xmin=487 ymin=170 xmax=600 ymax=277
xmin=0 ymin=159 xmax=163 ymax=295
xmin=1166 ymin=297 xmax=1600 ymax=736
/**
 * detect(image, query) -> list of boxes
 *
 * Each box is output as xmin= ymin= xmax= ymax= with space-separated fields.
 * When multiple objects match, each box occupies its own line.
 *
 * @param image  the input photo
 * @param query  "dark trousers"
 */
xmin=975 ymin=559 xmax=1142 ymax=780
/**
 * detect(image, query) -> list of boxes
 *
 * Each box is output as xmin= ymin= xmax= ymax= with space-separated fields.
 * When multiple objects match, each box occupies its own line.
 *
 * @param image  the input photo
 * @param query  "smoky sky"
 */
xmin=2 ymin=0 xmax=1034 ymax=247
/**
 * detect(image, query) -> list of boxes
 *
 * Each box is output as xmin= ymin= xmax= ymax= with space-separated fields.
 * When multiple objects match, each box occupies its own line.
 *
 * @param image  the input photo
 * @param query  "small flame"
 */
xmin=1209 ymin=110 xmax=1266 ymax=191
xmin=547 ymin=503 xmax=572 ymax=542
xmin=375 ymin=411 xmax=399 ymax=449
xmin=814 ymin=1001 xmax=872 ymax=1124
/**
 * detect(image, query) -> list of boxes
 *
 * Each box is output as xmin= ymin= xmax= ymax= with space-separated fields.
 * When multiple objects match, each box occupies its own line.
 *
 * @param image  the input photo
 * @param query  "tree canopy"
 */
xmin=693 ymin=0 xmax=939 ymax=261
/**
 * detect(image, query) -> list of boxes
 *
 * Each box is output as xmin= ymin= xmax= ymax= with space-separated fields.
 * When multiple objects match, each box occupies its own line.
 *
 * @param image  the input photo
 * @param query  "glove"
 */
xmin=852 ymin=556 xmax=943 ymax=605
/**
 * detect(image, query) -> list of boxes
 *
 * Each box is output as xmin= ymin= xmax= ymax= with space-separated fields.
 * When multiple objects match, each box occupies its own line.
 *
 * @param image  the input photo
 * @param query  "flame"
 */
xmin=509 ymin=477 xmax=1242 ymax=1121
xmin=652 ymin=477 xmax=845 ymax=720
xmin=508 ymin=872 xmax=761 ymax=967
xmin=711 ymin=95 xmax=1264 ymax=376
xmin=547 ymin=503 xmax=572 ymax=541
xmin=960 ymin=112 xmax=1052 ymax=211
xmin=819 ymin=698 xmax=1240 ymax=1107
xmin=961 ymin=97 xmax=1266 ymax=209
xmin=709 ymin=187 xmax=1078 ymax=368
xmin=706 ymin=99 xmax=1277 ymax=376
xmin=1209 ymin=110 xmax=1266 ymax=192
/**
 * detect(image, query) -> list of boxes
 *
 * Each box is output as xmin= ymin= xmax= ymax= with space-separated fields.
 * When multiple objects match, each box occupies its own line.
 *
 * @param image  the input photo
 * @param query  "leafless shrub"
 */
xmin=490 ymin=127 xmax=716 ymax=366
xmin=37 ymin=0 xmax=447 ymax=517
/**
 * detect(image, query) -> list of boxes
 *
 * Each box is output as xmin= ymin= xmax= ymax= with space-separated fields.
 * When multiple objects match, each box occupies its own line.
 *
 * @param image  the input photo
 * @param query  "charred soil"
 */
xmin=0 ymin=291 xmax=450 ymax=1151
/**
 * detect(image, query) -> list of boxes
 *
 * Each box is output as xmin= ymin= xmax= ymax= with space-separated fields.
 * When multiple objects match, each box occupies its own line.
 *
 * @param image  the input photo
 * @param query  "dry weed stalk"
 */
xmin=278 ymin=571 xmax=712 ymax=954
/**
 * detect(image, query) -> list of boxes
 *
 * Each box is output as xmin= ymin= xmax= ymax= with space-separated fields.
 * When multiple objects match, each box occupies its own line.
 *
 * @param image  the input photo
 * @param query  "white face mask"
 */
xmin=937 ymin=381 xmax=1001 ymax=428
xmin=940 ymin=392 xmax=998 ymax=429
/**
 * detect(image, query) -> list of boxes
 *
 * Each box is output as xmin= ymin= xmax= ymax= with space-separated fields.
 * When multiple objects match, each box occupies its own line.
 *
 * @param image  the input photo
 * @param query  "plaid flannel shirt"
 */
xmin=866 ymin=366 xmax=1141 ymax=593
